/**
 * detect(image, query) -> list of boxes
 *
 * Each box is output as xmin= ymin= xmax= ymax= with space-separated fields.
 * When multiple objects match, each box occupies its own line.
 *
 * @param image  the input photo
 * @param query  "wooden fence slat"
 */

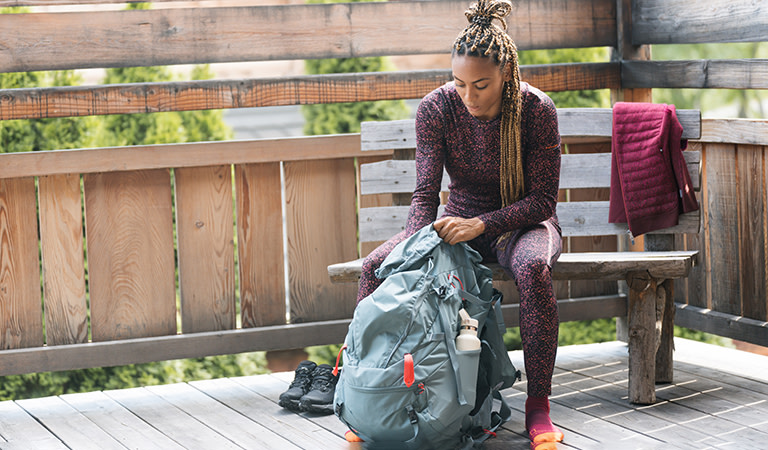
xmin=705 ymin=143 xmax=741 ymax=316
xmin=737 ymin=145 xmax=766 ymax=321
xmin=0 ymin=0 xmax=616 ymax=73
xmin=0 ymin=134 xmax=368 ymax=180
xmin=235 ymin=163 xmax=285 ymax=328
xmin=622 ymin=59 xmax=768 ymax=90
xmin=0 ymin=63 xmax=619 ymax=121
xmin=0 ymin=177 xmax=42 ymax=349
xmin=285 ymin=159 xmax=358 ymax=323
xmin=84 ymin=169 xmax=176 ymax=342
xmin=175 ymin=165 xmax=236 ymax=334
xmin=38 ymin=173 xmax=87 ymax=346
xmin=632 ymin=0 xmax=768 ymax=45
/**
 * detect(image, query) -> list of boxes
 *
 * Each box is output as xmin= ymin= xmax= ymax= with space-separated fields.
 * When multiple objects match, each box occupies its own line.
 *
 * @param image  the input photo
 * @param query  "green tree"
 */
xmin=302 ymin=0 xmax=410 ymax=135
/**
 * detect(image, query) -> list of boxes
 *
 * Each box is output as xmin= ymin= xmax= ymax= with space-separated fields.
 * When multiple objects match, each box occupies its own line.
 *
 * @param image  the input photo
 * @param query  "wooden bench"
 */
xmin=328 ymin=108 xmax=702 ymax=404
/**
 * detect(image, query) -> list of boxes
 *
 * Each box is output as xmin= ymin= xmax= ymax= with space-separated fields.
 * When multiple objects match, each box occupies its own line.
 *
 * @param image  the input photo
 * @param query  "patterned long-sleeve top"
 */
xmin=406 ymin=81 xmax=561 ymax=240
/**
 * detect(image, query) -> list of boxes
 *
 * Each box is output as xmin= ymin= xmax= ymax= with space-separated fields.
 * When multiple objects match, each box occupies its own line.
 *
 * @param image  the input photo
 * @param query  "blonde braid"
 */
xmin=454 ymin=0 xmax=523 ymax=207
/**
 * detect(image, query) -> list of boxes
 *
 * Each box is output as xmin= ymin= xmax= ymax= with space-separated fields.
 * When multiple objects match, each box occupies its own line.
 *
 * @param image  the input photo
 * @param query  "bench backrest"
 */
xmin=358 ymin=108 xmax=701 ymax=245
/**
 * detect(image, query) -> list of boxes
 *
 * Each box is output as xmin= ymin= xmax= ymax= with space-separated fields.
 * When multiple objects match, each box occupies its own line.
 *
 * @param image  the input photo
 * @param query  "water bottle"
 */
xmin=456 ymin=309 xmax=481 ymax=351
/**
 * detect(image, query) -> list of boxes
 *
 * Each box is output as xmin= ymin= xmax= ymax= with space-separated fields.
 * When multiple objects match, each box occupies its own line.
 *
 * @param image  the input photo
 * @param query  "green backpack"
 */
xmin=333 ymin=224 xmax=520 ymax=449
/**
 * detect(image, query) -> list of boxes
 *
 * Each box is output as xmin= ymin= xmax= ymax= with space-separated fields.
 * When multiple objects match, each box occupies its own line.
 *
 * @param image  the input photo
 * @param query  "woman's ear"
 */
xmin=502 ymin=63 xmax=513 ymax=82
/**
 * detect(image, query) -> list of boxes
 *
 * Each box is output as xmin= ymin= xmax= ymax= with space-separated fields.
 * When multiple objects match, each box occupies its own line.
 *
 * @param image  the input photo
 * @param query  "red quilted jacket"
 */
xmin=608 ymin=102 xmax=699 ymax=237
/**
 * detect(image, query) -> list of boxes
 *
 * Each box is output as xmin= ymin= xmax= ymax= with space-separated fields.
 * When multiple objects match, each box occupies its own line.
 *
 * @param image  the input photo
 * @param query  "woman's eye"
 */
xmin=476 ymin=85 xmax=488 ymax=90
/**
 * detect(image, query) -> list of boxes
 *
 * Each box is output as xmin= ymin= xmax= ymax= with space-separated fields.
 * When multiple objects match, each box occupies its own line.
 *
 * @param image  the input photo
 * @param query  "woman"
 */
xmin=356 ymin=0 xmax=564 ymax=447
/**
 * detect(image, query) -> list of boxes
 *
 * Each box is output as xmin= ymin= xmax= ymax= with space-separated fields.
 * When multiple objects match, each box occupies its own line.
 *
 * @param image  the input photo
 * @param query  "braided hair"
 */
xmin=453 ymin=0 xmax=523 ymax=207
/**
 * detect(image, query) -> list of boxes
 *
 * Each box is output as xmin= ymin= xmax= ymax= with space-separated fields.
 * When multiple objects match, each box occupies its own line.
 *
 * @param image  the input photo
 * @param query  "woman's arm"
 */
xmin=405 ymin=92 xmax=447 ymax=235
xmin=478 ymin=90 xmax=561 ymax=236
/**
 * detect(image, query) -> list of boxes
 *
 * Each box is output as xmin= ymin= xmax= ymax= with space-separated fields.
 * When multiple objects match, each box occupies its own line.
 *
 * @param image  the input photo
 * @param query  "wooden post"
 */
xmin=626 ymin=270 xmax=657 ymax=404
xmin=646 ymin=234 xmax=677 ymax=384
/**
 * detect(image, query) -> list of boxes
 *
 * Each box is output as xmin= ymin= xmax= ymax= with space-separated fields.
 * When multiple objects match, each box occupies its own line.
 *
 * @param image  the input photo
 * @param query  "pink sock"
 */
xmin=525 ymin=396 xmax=564 ymax=445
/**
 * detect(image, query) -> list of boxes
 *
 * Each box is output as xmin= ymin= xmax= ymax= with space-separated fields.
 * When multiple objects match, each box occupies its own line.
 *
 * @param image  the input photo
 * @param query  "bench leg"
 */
xmin=655 ymin=279 xmax=675 ymax=384
xmin=626 ymin=271 xmax=658 ymax=404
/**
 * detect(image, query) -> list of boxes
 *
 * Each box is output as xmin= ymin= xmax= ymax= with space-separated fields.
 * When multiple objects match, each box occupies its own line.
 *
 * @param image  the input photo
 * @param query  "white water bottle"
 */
xmin=456 ymin=309 xmax=481 ymax=351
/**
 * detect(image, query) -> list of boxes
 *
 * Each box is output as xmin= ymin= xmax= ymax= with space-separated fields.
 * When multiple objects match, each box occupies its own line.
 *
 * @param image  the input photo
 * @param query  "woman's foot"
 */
xmin=525 ymin=396 xmax=564 ymax=446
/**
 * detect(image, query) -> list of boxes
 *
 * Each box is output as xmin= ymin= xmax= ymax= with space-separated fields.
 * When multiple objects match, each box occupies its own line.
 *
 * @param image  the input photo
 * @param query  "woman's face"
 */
xmin=451 ymin=54 xmax=511 ymax=121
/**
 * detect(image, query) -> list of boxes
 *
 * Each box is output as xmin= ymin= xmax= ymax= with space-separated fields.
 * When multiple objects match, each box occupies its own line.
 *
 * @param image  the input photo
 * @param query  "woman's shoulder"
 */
xmin=521 ymin=81 xmax=556 ymax=112
xmin=417 ymin=82 xmax=460 ymax=120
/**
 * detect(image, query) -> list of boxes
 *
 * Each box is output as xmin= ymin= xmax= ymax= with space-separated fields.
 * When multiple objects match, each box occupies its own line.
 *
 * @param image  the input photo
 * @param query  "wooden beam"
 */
xmin=0 ymin=0 xmax=182 ymax=5
xmin=0 ymin=320 xmax=353 ymax=376
xmin=0 ymin=134 xmax=386 ymax=179
xmin=675 ymin=303 xmax=768 ymax=347
xmin=328 ymin=251 xmax=699 ymax=283
xmin=501 ymin=295 xmax=627 ymax=327
xmin=0 ymin=0 xmax=615 ymax=73
xmin=622 ymin=60 xmax=768 ymax=90
xmin=701 ymin=119 xmax=768 ymax=146
xmin=632 ymin=0 xmax=768 ymax=45
xmin=0 ymin=63 xmax=618 ymax=121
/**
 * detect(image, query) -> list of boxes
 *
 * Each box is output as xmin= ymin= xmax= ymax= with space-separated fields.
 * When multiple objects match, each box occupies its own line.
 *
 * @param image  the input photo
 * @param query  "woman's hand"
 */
xmin=433 ymin=216 xmax=485 ymax=245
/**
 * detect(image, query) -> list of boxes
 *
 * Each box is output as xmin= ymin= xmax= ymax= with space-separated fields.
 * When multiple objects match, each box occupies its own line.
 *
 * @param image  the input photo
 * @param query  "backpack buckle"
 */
xmin=406 ymin=405 xmax=419 ymax=424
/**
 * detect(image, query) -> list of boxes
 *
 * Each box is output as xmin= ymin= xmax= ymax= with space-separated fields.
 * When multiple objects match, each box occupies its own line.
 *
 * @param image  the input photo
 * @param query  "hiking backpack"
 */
xmin=333 ymin=224 xmax=520 ymax=449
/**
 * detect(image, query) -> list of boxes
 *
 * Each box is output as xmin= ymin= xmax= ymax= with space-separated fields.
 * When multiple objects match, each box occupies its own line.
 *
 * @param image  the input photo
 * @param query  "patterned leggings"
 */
xmin=357 ymin=219 xmax=562 ymax=397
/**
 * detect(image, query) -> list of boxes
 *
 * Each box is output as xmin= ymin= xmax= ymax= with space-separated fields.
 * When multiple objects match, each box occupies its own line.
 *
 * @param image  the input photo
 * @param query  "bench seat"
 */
xmin=328 ymin=250 xmax=699 ymax=283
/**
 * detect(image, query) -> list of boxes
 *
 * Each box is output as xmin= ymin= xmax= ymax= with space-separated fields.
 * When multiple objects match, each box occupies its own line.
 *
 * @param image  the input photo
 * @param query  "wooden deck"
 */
xmin=2 ymin=338 xmax=767 ymax=449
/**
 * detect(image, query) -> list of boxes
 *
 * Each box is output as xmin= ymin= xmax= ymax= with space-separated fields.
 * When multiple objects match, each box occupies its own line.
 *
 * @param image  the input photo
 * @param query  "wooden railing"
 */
xmin=0 ymin=0 xmax=766 ymax=375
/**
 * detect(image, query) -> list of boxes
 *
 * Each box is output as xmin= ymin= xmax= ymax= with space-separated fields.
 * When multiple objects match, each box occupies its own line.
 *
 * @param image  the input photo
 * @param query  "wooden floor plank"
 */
xmin=14 ymin=396 xmax=126 ymax=450
xmin=146 ymin=382 xmax=301 ymax=449
xmin=106 ymin=386 xmax=243 ymax=449
xmin=1 ymin=339 xmax=766 ymax=449
xmin=0 ymin=401 xmax=68 ymax=450
xmin=60 ymin=391 xmax=186 ymax=450
xmin=191 ymin=377 xmax=350 ymax=450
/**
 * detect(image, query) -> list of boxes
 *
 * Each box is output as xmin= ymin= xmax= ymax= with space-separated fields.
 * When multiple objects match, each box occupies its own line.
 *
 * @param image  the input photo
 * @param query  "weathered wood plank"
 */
xmin=145 ymin=382 xmax=301 ymax=449
xmin=360 ymin=151 xmax=701 ymax=193
xmin=285 ymin=159 xmax=358 ymax=323
xmin=0 ymin=63 xmax=617 ymax=121
xmin=358 ymin=202 xmax=700 ymax=243
xmin=105 ymin=387 xmax=242 ymax=450
xmin=0 ymin=134 xmax=369 ymax=180
xmin=0 ymin=0 xmax=180 ymax=5
xmin=0 ymin=0 xmax=616 ymax=73
xmin=360 ymin=109 xmax=702 ymax=151
xmin=0 ymin=401 xmax=68 ymax=450
xmin=0 ymin=177 xmax=43 ymax=350
xmin=676 ymin=304 xmax=768 ymax=348
xmin=235 ymin=163 xmax=285 ymax=328
xmin=737 ymin=145 xmax=767 ymax=321
xmin=632 ymin=0 xmax=768 ymax=45
xmin=705 ymin=144 xmax=741 ymax=316
xmin=60 ymin=391 xmax=185 ymax=450
xmin=0 ymin=319 xmax=352 ymax=376
xmin=175 ymin=165 xmax=236 ymax=333
xmin=190 ymin=378 xmax=351 ymax=450
xmin=622 ymin=59 xmax=768 ymax=89
xmin=701 ymin=118 xmax=768 ymax=146
xmin=566 ymin=143 xmax=616 ymax=299
xmin=328 ymin=251 xmax=697 ymax=284
xmin=84 ymin=169 xmax=177 ymax=341
xmin=38 ymin=173 xmax=87 ymax=346
xmin=15 ymin=396 xmax=126 ymax=450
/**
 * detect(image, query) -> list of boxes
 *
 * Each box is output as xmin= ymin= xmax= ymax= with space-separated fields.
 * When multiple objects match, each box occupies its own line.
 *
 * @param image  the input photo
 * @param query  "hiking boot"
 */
xmin=299 ymin=364 xmax=339 ymax=415
xmin=278 ymin=360 xmax=317 ymax=412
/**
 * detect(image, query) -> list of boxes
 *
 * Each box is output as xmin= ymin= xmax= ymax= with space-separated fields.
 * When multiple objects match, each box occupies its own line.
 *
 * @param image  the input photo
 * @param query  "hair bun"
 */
xmin=465 ymin=0 xmax=512 ymax=29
